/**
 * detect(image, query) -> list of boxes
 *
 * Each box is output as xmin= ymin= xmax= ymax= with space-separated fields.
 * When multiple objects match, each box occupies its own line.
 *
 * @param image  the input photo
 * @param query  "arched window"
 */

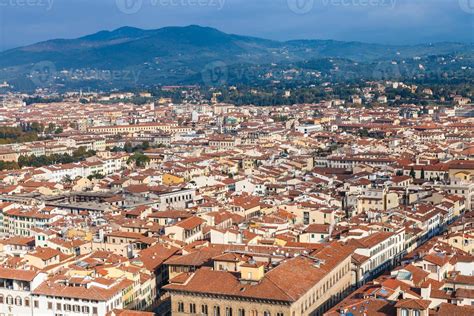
xmin=6 ymin=295 xmax=13 ymax=305
xmin=0 ymin=295 xmax=3 ymax=304
xmin=238 ymin=309 xmax=245 ymax=316
xmin=214 ymin=306 xmax=221 ymax=316
xmin=177 ymin=301 xmax=184 ymax=312
xmin=15 ymin=296 xmax=22 ymax=306
xmin=263 ymin=311 xmax=271 ymax=316
xmin=226 ymin=307 xmax=233 ymax=316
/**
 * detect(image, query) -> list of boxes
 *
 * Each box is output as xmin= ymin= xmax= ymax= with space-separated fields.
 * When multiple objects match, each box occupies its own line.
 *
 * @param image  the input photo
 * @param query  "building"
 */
xmin=165 ymin=242 xmax=353 ymax=316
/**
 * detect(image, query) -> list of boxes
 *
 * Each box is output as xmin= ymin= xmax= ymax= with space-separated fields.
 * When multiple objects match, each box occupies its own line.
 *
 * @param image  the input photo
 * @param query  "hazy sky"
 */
xmin=0 ymin=0 xmax=472 ymax=51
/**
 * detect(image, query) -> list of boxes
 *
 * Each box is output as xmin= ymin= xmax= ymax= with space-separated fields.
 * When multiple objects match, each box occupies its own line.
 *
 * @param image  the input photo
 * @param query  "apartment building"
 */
xmin=88 ymin=123 xmax=176 ymax=135
xmin=165 ymin=242 xmax=353 ymax=316
xmin=0 ymin=268 xmax=47 ymax=316
xmin=31 ymin=276 xmax=130 ymax=316
xmin=349 ymin=230 xmax=405 ymax=287
xmin=3 ymin=209 xmax=58 ymax=237
xmin=164 ymin=216 xmax=205 ymax=244
xmin=152 ymin=188 xmax=196 ymax=211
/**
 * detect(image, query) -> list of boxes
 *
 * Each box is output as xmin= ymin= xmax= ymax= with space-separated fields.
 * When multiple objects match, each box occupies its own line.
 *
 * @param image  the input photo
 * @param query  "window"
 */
xmin=6 ymin=296 xmax=13 ymax=305
xmin=263 ymin=311 xmax=271 ymax=316
xmin=178 ymin=301 xmax=184 ymax=312
xmin=34 ymin=300 xmax=39 ymax=308
xmin=226 ymin=307 xmax=233 ymax=316
xmin=413 ymin=310 xmax=420 ymax=316
xmin=93 ymin=307 xmax=98 ymax=315
xmin=0 ymin=295 xmax=4 ymax=304
xmin=25 ymin=298 xmax=30 ymax=307
xmin=277 ymin=313 xmax=284 ymax=316
xmin=190 ymin=303 xmax=196 ymax=314
xmin=214 ymin=306 xmax=221 ymax=316
xmin=56 ymin=303 xmax=61 ymax=310
xmin=202 ymin=304 xmax=209 ymax=315
xmin=47 ymin=302 xmax=53 ymax=309
xmin=14 ymin=296 xmax=22 ymax=306
xmin=401 ymin=309 xmax=408 ymax=316
xmin=238 ymin=309 xmax=245 ymax=316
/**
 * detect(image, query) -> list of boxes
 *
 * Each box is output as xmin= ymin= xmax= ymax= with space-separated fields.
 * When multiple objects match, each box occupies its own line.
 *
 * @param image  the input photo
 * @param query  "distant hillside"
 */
xmin=0 ymin=25 xmax=472 ymax=90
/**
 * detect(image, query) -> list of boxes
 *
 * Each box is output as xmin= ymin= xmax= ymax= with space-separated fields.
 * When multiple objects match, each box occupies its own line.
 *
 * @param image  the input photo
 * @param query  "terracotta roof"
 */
xmin=395 ymin=299 xmax=431 ymax=310
xmin=175 ymin=216 xmax=205 ymax=230
xmin=435 ymin=303 xmax=474 ymax=316
xmin=165 ymin=243 xmax=352 ymax=302
xmin=107 ymin=309 xmax=155 ymax=316
xmin=136 ymin=243 xmax=179 ymax=271
xmin=33 ymin=278 xmax=131 ymax=301
xmin=0 ymin=267 xmax=39 ymax=282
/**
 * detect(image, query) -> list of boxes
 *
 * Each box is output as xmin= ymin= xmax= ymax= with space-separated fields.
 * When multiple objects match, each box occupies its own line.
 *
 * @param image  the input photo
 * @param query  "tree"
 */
xmin=420 ymin=168 xmax=425 ymax=179
xmin=62 ymin=175 xmax=73 ymax=184
xmin=88 ymin=172 xmax=105 ymax=181
xmin=73 ymin=146 xmax=88 ymax=158
xmin=46 ymin=123 xmax=56 ymax=134
xmin=409 ymin=167 xmax=416 ymax=178
xmin=127 ymin=153 xmax=150 ymax=168
xmin=124 ymin=142 xmax=134 ymax=153
xmin=0 ymin=161 xmax=19 ymax=171
xmin=30 ymin=122 xmax=43 ymax=133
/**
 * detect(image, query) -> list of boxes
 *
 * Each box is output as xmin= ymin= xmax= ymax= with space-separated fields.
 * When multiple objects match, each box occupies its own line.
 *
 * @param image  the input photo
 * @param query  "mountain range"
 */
xmin=0 ymin=25 xmax=472 ymax=90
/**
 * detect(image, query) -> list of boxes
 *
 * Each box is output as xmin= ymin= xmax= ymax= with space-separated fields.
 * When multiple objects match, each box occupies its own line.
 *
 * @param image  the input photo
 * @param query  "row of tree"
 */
xmin=0 ymin=147 xmax=96 ymax=171
xmin=0 ymin=126 xmax=40 ymax=144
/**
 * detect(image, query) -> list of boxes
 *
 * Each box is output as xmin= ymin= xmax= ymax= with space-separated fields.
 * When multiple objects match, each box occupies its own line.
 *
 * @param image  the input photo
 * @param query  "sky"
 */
xmin=0 ymin=0 xmax=472 ymax=51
